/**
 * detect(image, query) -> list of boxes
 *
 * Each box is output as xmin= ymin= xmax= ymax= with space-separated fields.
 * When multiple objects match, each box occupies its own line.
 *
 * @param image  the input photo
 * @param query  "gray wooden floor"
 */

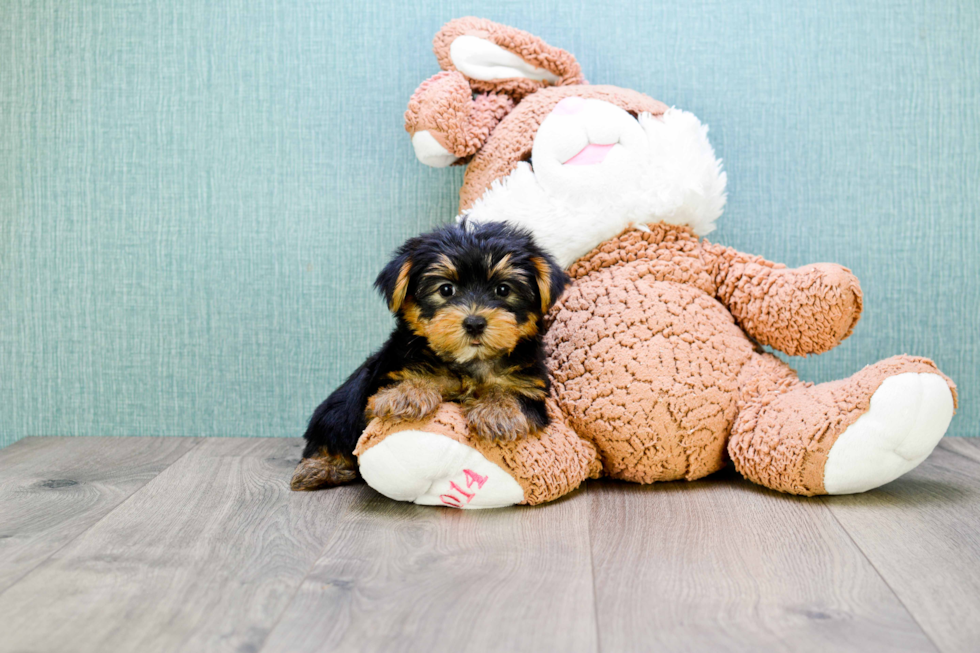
xmin=1 ymin=437 xmax=978 ymax=653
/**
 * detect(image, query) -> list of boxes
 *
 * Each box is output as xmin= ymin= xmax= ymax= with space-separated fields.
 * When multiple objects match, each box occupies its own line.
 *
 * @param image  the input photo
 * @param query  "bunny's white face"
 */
xmin=464 ymin=99 xmax=728 ymax=268
xmin=530 ymin=97 xmax=649 ymax=194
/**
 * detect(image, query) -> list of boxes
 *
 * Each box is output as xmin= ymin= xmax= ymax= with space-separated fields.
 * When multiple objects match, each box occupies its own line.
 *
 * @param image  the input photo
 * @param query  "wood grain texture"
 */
xmin=824 ymin=438 xmax=980 ymax=653
xmin=589 ymin=470 xmax=937 ymax=653
xmin=259 ymin=486 xmax=597 ymax=653
xmin=3 ymin=436 xmax=980 ymax=653
xmin=0 ymin=438 xmax=355 ymax=653
xmin=0 ymin=436 xmax=200 ymax=592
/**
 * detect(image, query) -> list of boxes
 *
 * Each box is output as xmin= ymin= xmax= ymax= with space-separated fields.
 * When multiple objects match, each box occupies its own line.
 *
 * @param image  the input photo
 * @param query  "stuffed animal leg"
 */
xmin=729 ymin=352 xmax=957 ymax=495
xmin=355 ymin=400 xmax=601 ymax=508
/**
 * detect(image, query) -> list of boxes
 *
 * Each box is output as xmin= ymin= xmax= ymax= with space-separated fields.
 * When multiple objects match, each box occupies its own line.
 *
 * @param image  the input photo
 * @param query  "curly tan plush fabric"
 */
xmin=404 ymin=71 xmax=514 ymax=161
xmin=729 ymin=353 xmax=956 ymax=495
xmin=547 ymin=225 xmax=956 ymax=494
xmin=561 ymin=225 xmax=864 ymax=359
xmin=432 ymin=17 xmax=585 ymax=102
xmin=355 ymin=400 xmax=601 ymax=505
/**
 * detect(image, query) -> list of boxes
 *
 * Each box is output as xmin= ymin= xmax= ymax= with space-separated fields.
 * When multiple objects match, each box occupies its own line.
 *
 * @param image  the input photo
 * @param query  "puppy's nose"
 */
xmin=463 ymin=315 xmax=487 ymax=336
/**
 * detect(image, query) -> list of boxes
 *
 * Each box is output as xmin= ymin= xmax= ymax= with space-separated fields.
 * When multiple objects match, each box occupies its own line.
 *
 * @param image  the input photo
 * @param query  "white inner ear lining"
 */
xmin=450 ymin=35 xmax=561 ymax=83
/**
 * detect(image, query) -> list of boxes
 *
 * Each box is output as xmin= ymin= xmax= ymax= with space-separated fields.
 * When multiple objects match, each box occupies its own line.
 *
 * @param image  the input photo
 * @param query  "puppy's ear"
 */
xmin=530 ymin=255 xmax=570 ymax=314
xmin=374 ymin=252 xmax=413 ymax=313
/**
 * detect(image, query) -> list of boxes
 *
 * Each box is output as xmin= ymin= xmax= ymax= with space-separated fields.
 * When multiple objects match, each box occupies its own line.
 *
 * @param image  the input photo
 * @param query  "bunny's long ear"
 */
xmin=433 ymin=17 xmax=585 ymax=102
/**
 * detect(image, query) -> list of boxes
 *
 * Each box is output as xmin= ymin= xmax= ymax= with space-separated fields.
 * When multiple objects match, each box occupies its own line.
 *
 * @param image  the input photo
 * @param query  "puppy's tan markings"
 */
xmin=464 ymin=389 xmax=533 ymax=441
xmin=387 ymin=366 xmax=463 ymax=397
xmin=492 ymin=369 xmax=548 ymax=400
xmin=401 ymin=299 xmax=427 ymax=336
xmin=389 ymin=260 xmax=412 ymax=312
xmin=516 ymin=316 xmax=539 ymax=340
xmin=531 ymin=256 xmax=553 ymax=313
xmin=424 ymin=254 xmax=459 ymax=282
xmin=368 ymin=377 xmax=443 ymax=421
xmin=477 ymin=308 xmax=522 ymax=355
xmin=424 ymin=304 xmax=474 ymax=359
xmin=290 ymin=448 xmax=358 ymax=491
xmin=488 ymin=253 xmax=511 ymax=279
xmin=424 ymin=305 xmax=529 ymax=363
xmin=490 ymin=254 xmax=532 ymax=283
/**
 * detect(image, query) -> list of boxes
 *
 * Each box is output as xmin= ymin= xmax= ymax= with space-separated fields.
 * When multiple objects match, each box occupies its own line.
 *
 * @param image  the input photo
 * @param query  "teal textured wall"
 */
xmin=1 ymin=0 xmax=977 ymax=448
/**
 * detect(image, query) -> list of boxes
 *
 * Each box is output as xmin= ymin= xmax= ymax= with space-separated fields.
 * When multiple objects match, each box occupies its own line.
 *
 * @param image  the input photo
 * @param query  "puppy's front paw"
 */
xmin=369 ymin=379 xmax=442 ymax=421
xmin=465 ymin=393 xmax=531 ymax=441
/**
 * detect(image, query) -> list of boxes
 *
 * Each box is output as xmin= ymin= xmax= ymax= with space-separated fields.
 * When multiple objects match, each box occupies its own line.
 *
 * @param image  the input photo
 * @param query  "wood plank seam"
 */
xmin=820 ymin=441 xmax=980 ymax=653
xmin=936 ymin=439 xmax=980 ymax=466
xmin=819 ymin=497 xmax=942 ymax=652
xmin=258 ymin=485 xmax=599 ymax=653
xmin=253 ymin=494 xmax=355 ymax=653
xmin=585 ymin=484 xmax=604 ymax=653
xmin=588 ymin=472 xmax=941 ymax=652
xmin=0 ymin=438 xmax=355 ymax=653
xmin=0 ymin=437 xmax=205 ymax=601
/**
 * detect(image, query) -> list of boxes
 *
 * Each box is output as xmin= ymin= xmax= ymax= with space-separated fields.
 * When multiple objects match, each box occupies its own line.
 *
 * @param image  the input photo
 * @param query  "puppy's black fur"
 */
xmin=291 ymin=221 xmax=569 ymax=491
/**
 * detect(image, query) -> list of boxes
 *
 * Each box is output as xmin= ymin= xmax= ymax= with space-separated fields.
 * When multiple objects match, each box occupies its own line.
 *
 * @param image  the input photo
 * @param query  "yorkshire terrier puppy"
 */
xmin=290 ymin=221 xmax=570 ymax=491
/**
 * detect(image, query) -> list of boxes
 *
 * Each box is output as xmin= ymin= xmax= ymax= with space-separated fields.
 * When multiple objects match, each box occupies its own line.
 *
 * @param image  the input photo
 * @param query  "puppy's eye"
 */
xmin=495 ymin=284 xmax=511 ymax=298
xmin=438 ymin=283 xmax=456 ymax=298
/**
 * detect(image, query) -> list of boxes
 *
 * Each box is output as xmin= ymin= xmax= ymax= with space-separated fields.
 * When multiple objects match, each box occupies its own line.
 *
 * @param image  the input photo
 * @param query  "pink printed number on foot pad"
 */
xmin=440 ymin=469 xmax=489 ymax=508
xmin=357 ymin=431 xmax=525 ymax=508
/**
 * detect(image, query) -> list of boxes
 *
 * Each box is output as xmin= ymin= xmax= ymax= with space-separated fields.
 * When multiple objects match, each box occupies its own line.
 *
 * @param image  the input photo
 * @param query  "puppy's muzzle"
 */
xmin=463 ymin=315 xmax=487 ymax=336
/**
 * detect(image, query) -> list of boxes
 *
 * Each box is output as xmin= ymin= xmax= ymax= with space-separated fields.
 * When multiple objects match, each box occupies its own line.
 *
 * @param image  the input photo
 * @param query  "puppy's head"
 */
xmin=375 ymin=221 xmax=569 ymax=363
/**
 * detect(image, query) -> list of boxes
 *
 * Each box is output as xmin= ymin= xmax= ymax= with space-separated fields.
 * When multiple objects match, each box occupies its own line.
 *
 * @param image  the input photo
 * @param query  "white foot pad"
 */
xmin=824 ymin=373 xmax=954 ymax=494
xmin=358 ymin=431 xmax=524 ymax=509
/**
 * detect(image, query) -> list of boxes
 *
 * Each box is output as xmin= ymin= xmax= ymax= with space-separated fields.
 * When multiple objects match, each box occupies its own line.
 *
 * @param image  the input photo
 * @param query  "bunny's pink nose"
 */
xmin=553 ymin=96 xmax=586 ymax=115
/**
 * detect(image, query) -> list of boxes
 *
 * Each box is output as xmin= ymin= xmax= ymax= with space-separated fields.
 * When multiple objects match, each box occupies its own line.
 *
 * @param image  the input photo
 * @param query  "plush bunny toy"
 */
xmin=348 ymin=17 xmax=957 ymax=508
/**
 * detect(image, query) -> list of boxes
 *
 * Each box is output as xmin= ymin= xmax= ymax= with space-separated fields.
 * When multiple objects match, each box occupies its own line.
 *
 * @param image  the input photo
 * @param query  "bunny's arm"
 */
xmin=703 ymin=242 xmax=863 ymax=356
xmin=405 ymin=71 xmax=514 ymax=167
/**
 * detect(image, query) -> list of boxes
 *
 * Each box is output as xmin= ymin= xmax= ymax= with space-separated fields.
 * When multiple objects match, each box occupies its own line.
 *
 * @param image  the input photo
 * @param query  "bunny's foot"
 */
xmin=359 ymin=429 xmax=525 ymax=509
xmin=729 ymin=354 xmax=956 ymax=496
xmin=822 ymin=371 xmax=954 ymax=494
xmin=355 ymin=401 xmax=600 ymax=508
